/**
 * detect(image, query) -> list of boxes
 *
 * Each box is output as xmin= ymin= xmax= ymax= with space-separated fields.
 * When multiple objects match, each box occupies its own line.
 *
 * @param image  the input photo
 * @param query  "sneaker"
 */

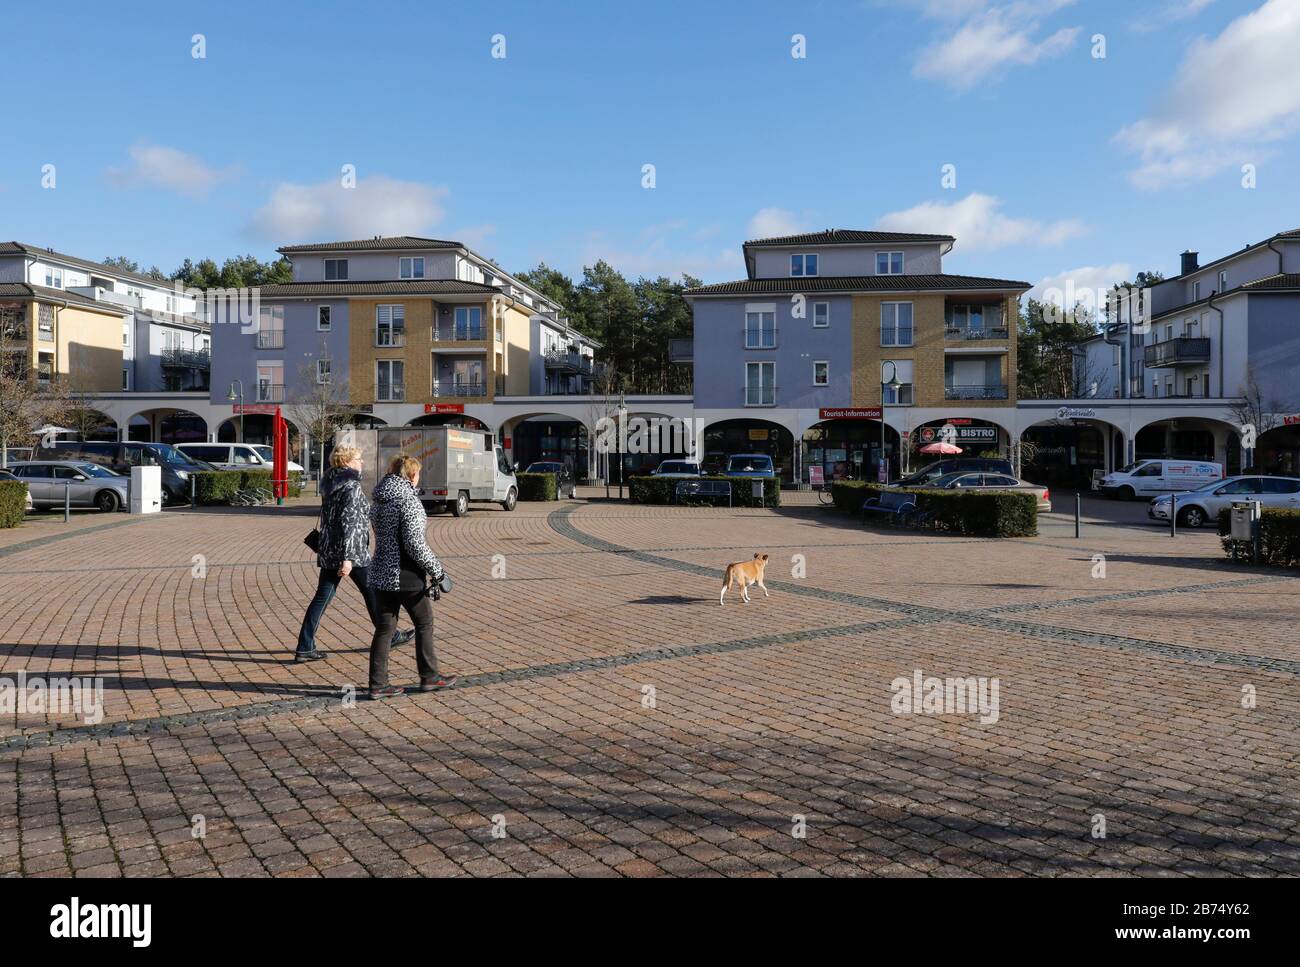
xmin=418 ymin=675 xmax=459 ymax=692
xmin=390 ymin=629 xmax=416 ymax=647
xmin=368 ymin=685 xmax=405 ymax=700
xmin=295 ymin=650 xmax=328 ymax=662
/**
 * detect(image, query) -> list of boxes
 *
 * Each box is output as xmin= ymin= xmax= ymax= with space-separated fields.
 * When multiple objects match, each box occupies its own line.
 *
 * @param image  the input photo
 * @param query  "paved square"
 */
xmin=1 ymin=495 xmax=1297 ymax=877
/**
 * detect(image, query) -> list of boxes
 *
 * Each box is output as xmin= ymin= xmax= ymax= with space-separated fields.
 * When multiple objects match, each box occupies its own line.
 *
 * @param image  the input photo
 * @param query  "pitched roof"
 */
xmin=684 ymin=273 xmax=1030 ymax=296
xmin=742 ymin=229 xmax=955 ymax=247
xmin=0 ymin=282 xmax=130 ymax=314
xmin=0 ymin=242 xmax=172 ymax=290
xmin=276 ymin=236 xmax=462 ymax=254
xmin=1242 ymin=273 xmax=1300 ymax=290
xmin=255 ymin=279 xmax=502 ymax=298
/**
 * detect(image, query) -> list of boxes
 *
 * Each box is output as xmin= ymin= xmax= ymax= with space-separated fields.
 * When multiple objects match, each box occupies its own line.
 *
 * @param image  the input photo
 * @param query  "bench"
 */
xmin=862 ymin=490 xmax=916 ymax=524
xmin=676 ymin=479 xmax=732 ymax=507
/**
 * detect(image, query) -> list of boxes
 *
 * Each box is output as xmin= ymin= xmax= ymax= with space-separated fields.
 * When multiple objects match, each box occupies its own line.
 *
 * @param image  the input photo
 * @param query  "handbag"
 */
xmin=427 ymin=572 xmax=453 ymax=600
xmin=304 ymin=528 xmax=321 ymax=553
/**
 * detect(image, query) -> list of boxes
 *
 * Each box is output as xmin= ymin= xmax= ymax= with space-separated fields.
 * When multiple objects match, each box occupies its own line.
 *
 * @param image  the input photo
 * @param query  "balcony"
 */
xmin=432 ymin=379 xmax=488 ymax=398
xmin=375 ymin=329 xmax=406 ymax=349
xmin=161 ymin=346 xmax=211 ymax=370
xmin=742 ymin=327 xmax=779 ymax=349
xmin=945 ymin=384 xmax=1009 ymax=401
xmin=945 ymin=326 xmax=1009 ymax=341
xmin=255 ymin=382 xmax=285 ymax=403
xmin=669 ymin=338 xmax=693 ymax=364
xmin=255 ymin=330 xmax=284 ymax=349
xmin=543 ymin=348 xmax=598 ymax=374
xmin=1144 ymin=336 xmax=1210 ymax=368
xmin=433 ymin=324 xmax=485 ymax=342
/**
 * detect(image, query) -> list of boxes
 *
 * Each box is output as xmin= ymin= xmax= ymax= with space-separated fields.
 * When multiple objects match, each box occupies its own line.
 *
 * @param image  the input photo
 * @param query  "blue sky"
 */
xmin=3 ymin=0 xmax=1298 ymax=298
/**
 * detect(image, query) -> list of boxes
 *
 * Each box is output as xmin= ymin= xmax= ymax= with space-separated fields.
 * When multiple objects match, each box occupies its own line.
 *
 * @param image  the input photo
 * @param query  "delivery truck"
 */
xmin=339 ymin=426 xmax=518 ymax=516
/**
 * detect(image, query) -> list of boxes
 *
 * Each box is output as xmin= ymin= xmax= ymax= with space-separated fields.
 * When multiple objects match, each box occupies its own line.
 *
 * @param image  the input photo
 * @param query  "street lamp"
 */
xmin=880 ymin=361 xmax=901 ymax=483
xmin=227 ymin=379 xmax=244 ymax=443
xmin=617 ymin=391 xmax=626 ymax=500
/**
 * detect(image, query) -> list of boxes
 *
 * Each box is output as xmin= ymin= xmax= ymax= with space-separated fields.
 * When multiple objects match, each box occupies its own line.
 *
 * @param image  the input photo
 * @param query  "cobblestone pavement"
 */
xmin=1 ymin=496 xmax=1297 ymax=877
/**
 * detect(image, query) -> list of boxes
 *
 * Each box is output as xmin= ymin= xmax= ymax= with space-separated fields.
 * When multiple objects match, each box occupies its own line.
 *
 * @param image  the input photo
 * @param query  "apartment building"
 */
xmin=0 ymin=281 xmax=127 ymax=392
xmin=684 ymin=229 xmax=1030 ymax=482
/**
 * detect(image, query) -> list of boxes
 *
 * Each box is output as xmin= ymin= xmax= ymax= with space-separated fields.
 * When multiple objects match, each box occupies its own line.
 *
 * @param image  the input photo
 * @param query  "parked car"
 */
xmin=1148 ymin=475 xmax=1300 ymax=528
xmin=7 ymin=461 xmax=129 ymax=512
xmin=1098 ymin=459 xmax=1222 ymax=500
xmin=891 ymin=457 xmax=1014 ymax=487
xmin=651 ymin=460 xmax=703 ymax=478
xmin=0 ymin=469 xmax=34 ymax=513
xmin=700 ymin=454 xmax=727 ymax=476
xmin=723 ymin=454 xmax=775 ymax=477
xmin=175 ymin=443 xmax=305 ymax=474
xmin=524 ymin=461 xmax=577 ymax=498
xmin=924 ymin=472 xmax=1052 ymax=512
xmin=33 ymin=440 xmax=212 ymax=505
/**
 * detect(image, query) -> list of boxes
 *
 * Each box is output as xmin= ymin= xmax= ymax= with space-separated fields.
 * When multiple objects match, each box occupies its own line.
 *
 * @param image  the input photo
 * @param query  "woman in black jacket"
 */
xmin=295 ymin=446 xmax=413 ymax=661
xmin=366 ymin=454 xmax=458 ymax=698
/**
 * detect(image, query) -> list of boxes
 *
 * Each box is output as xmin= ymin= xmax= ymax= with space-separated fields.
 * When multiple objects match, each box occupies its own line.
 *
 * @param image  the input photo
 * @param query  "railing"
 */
xmin=38 ymin=326 xmax=54 ymax=342
xmin=944 ymin=385 xmax=1009 ymax=401
xmin=256 ymin=330 xmax=284 ymax=349
xmin=668 ymin=338 xmax=693 ymax=363
xmin=0 ymin=325 xmax=26 ymax=343
xmin=433 ymin=325 xmax=485 ymax=342
xmin=543 ymin=349 xmax=597 ymax=373
xmin=432 ymin=380 xmax=488 ymax=397
xmin=161 ymin=346 xmax=211 ymax=370
xmin=880 ymin=327 xmax=913 ymax=347
xmin=376 ymin=383 xmax=405 ymax=402
xmin=1144 ymin=336 xmax=1210 ymax=367
xmin=744 ymin=385 xmax=778 ymax=407
xmin=742 ymin=328 xmax=778 ymax=349
xmin=256 ymin=383 xmax=285 ymax=402
xmin=945 ymin=326 xmax=1009 ymax=340
xmin=375 ymin=330 xmax=406 ymax=348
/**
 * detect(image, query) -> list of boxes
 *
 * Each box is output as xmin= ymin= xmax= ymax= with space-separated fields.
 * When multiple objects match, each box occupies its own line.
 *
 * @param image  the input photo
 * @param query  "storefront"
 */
xmin=909 ymin=418 xmax=1006 ymax=470
xmin=703 ymin=419 xmax=794 ymax=482
xmin=1257 ymin=419 xmax=1300 ymax=476
xmin=510 ymin=416 xmax=589 ymax=475
xmin=802 ymin=409 xmax=899 ymax=483
xmin=1021 ymin=422 xmax=1106 ymax=488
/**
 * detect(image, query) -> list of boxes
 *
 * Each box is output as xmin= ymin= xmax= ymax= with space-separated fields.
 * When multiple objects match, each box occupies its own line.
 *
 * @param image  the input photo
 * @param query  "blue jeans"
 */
xmin=296 ymin=565 xmax=384 ymax=655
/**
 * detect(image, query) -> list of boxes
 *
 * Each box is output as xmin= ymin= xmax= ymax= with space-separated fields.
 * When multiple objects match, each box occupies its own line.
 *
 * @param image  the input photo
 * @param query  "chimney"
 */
xmin=1181 ymin=250 xmax=1199 ymax=275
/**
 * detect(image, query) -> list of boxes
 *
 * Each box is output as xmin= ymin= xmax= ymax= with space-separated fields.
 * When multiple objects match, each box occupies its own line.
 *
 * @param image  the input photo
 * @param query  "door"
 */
xmin=494 ymin=446 xmax=515 ymax=499
xmin=1130 ymin=461 xmax=1164 ymax=495
xmin=14 ymin=465 xmax=54 ymax=503
xmin=1260 ymin=477 xmax=1300 ymax=508
xmin=1207 ymin=477 xmax=1262 ymax=516
xmin=53 ymin=466 xmax=93 ymax=506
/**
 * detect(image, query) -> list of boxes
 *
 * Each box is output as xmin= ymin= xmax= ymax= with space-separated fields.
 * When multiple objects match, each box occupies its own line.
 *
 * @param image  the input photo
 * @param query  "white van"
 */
xmin=1099 ymin=459 xmax=1223 ymax=500
xmin=176 ymin=443 xmax=305 ymax=474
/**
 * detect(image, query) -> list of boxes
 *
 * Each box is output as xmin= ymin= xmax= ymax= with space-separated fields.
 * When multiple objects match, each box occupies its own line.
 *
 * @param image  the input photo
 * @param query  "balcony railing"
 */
xmin=375 ymin=329 xmax=406 ymax=348
xmin=945 ymin=326 xmax=1009 ymax=340
xmin=543 ymin=348 xmax=597 ymax=374
xmin=880 ymin=327 xmax=913 ymax=347
xmin=944 ymin=385 xmax=1009 ymax=401
xmin=161 ymin=346 xmax=211 ymax=370
xmin=668 ymin=338 xmax=693 ymax=363
xmin=745 ymin=386 xmax=778 ymax=407
xmin=742 ymin=328 xmax=778 ymax=349
xmin=433 ymin=325 xmax=484 ymax=342
xmin=1144 ymin=336 xmax=1210 ymax=368
xmin=376 ymin=384 xmax=405 ymax=402
xmin=256 ymin=330 xmax=284 ymax=349
xmin=433 ymin=379 xmax=488 ymax=397
xmin=256 ymin=382 xmax=285 ymax=402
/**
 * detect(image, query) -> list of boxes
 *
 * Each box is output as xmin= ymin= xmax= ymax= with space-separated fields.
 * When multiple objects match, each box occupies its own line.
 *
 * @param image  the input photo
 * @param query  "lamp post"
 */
xmin=617 ymin=391 xmax=626 ymax=500
xmin=227 ymin=379 xmax=244 ymax=443
xmin=880 ymin=361 xmax=901 ymax=483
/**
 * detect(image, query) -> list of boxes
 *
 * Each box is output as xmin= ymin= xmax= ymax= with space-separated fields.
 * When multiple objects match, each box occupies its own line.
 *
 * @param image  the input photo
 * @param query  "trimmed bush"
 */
xmin=193 ymin=470 xmax=241 ymax=505
xmin=629 ymin=475 xmax=781 ymax=508
xmin=1219 ymin=507 xmax=1300 ymax=566
xmin=239 ymin=468 xmax=273 ymax=492
xmin=517 ymin=472 xmax=558 ymax=501
xmin=0 ymin=480 xmax=27 ymax=528
xmin=830 ymin=479 xmax=1036 ymax=537
xmin=287 ymin=471 xmax=303 ymax=498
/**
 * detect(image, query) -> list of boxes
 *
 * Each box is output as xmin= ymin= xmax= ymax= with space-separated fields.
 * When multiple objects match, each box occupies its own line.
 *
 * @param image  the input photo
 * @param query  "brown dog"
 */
xmin=720 ymin=553 xmax=770 ymax=606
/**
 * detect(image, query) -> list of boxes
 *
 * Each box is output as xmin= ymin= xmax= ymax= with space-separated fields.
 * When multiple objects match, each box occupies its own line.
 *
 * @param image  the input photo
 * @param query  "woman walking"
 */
xmin=295 ymin=446 xmax=414 ymax=661
xmin=367 ymin=454 xmax=458 ymax=699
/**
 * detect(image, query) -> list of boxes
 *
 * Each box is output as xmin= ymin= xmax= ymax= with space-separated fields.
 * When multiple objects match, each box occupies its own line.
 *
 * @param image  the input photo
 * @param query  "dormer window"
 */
xmin=876 ymin=252 xmax=904 ymax=274
xmin=400 ymin=257 xmax=425 ymax=279
xmin=324 ymin=258 xmax=349 ymax=281
xmin=790 ymin=254 xmax=818 ymax=277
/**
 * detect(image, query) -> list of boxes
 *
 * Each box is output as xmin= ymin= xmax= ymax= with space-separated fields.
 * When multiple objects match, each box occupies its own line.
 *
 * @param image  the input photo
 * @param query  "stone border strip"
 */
xmin=0 ymin=514 xmax=153 ymax=559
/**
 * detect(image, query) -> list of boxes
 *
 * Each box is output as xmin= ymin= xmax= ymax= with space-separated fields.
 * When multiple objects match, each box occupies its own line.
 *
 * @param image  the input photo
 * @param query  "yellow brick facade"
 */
xmin=7 ymin=298 xmax=125 ymax=391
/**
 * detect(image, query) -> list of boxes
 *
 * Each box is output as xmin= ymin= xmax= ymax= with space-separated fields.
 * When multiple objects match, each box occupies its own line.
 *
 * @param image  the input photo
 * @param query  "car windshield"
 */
xmin=140 ymin=443 xmax=201 ymax=467
xmin=75 ymin=464 xmax=119 ymax=478
xmin=1117 ymin=461 xmax=1151 ymax=474
xmin=252 ymin=446 xmax=275 ymax=462
xmin=659 ymin=462 xmax=698 ymax=473
xmin=727 ymin=456 xmax=772 ymax=472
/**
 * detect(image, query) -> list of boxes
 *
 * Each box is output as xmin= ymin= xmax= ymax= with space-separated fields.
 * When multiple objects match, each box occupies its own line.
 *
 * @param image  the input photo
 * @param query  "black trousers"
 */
xmin=369 ymin=589 xmax=438 ymax=689
xmin=297 ymin=565 xmax=381 ymax=655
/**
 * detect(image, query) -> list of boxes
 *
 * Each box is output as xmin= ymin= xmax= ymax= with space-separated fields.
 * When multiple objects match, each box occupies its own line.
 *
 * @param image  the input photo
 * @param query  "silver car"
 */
xmin=1148 ymin=475 xmax=1300 ymax=528
xmin=8 ymin=461 xmax=129 ymax=512
xmin=926 ymin=472 xmax=1052 ymax=512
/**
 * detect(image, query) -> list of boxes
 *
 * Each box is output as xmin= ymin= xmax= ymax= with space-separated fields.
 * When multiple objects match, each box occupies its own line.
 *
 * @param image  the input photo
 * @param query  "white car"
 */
xmin=1148 ymin=475 xmax=1300 ymax=528
xmin=651 ymin=460 xmax=703 ymax=478
xmin=176 ymin=443 xmax=304 ymax=474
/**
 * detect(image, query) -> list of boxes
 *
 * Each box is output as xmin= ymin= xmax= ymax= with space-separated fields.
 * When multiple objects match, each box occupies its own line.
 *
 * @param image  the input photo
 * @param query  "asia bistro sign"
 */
xmin=819 ymin=407 xmax=882 ymax=420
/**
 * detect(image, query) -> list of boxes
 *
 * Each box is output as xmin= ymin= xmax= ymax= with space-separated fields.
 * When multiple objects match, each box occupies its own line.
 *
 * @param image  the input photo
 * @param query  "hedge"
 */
xmin=193 ymin=471 xmax=242 ymax=505
xmin=629 ymin=475 xmax=781 ymax=508
xmin=0 ymin=480 xmax=27 ymax=528
xmin=1218 ymin=507 xmax=1300 ymax=567
xmin=830 ymin=479 xmax=1037 ymax=537
xmin=517 ymin=472 xmax=558 ymax=501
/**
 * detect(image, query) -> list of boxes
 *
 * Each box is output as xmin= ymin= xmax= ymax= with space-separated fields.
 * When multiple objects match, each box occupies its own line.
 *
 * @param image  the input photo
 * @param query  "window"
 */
xmin=744 ymin=307 xmax=776 ymax=348
xmin=376 ymin=360 xmax=404 ymax=401
xmin=454 ymin=306 xmax=483 ymax=339
xmin=790 ymin=254 xmax=818 ymax=277
xmin=122 ymin=369 xmax=130 ymax=390
xmin=950 ymin=304 xmax=994 ymax=332
xmin=1217 ymin=478 xmax=1262 ymax=494
xmin=881 ymin=303 xmax=913 ymax=346
xmin=812 ymin=302 xmax=829 ymax=328
xmin=1218 ymin=270 xmax=1227 ymax=293
xmin=376 ymin=304 xmax=405 ymax=346
xmin=324 ymin=259 xmax=349 ymax=281
xmin=1191 ymin=280 xmax=1201 ymax=301
xmin=400 ymin=257 xmax=425 ymax=279
xmin=317 ymin=359 xmax=331 ymax=383
xmin=37 ymin=352 xmax=53 ymax=382
xmin=317 ymin=306 xmax=331 ymax=331
xmin=495 ymin=311 xmax=503 ymax=342
xmin=876 ymin=252 xmax=903 ymax=275
xmin=1263 ymin=478 xmax=1300 ymax=494
xmin=38 ymin=304 xmax=54 ymax=340
xmin=745 ymin=361 xmax=775 ymax=406
xmin=256 ymin=362 xmax=284 ymax=402
xmin=44 ymin=266 xmax=63 ymax=288
xmin=813 ymin=361 xmax=829 ymax=386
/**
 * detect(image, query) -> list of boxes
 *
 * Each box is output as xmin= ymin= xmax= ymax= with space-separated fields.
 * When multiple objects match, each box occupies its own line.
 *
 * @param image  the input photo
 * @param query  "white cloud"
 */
xmin=1028 ymin=263 xmax=1134 ymax=305
xmin=105 ymin=143 xmax=236 ymax=198
xmin=1117 ymin=0 xmax=1300 ymax=188
xmin=876 ymin=192 xmax=1086 ymax=251
xmin=910 ymin=1 xmax=1081 ymax=90
xmin=748 ymin=207 xmax=811 ymax=239
xmin=1132 ymin=0 xmax=1214 ymax=33
xmin=246 ymin=175 xmax=448 ymax=241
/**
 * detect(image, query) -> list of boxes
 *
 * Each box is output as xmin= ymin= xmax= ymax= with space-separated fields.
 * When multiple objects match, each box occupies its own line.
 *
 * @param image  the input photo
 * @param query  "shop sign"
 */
xmin=232 ymin=403 xmax=277 ymax=415
xmin=819 ymin=407 xmax=881 ymax=420
xmin=1057 ymin=406 xmax=1096 ymax=419
xmin=1282 ymin=415 xmax=1300 ymax=426
xmin=748 ymin=428 xmax=771 ymax=441
xmin=808 ymin=466 xmax=824 ymax=486
xmin=425 ymin=403 xmax=465 ymax=414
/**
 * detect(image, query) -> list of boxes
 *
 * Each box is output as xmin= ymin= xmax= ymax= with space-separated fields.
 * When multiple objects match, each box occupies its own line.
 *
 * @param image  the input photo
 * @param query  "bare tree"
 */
xmin=0 ymin=304 xmax=71 ymax=467
xmin=287 ymin=345 xmax=352 ymax=477
xmin=586 ymin=360 xmax=623 ymax=487
xmin=1228 ymin=364 xmax=1291 ymax=470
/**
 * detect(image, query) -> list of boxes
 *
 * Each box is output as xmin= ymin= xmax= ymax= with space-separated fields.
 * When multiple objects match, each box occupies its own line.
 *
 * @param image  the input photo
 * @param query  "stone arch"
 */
xmin=700 ymin=416 xmax=797 ymax=483
xmin=124 ymin=407 xmax=208 ymax=445
xmin=1132 ymin=415 xmax=1243 ymax=473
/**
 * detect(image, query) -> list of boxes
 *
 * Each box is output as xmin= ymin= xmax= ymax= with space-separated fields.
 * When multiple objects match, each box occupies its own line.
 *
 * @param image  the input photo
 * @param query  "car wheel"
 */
xmin=501 ymin=487 xmax=517 ymax=512
xmin=451 ymin=491 xmax=470 ymax=517
xmin=1178 ymin=505 xmax=1205 ymax=528
xmin=1118 ymin=486 xmax=1136 ymax=501
xmin=95 ymin=490 xmax=120 ymax=513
